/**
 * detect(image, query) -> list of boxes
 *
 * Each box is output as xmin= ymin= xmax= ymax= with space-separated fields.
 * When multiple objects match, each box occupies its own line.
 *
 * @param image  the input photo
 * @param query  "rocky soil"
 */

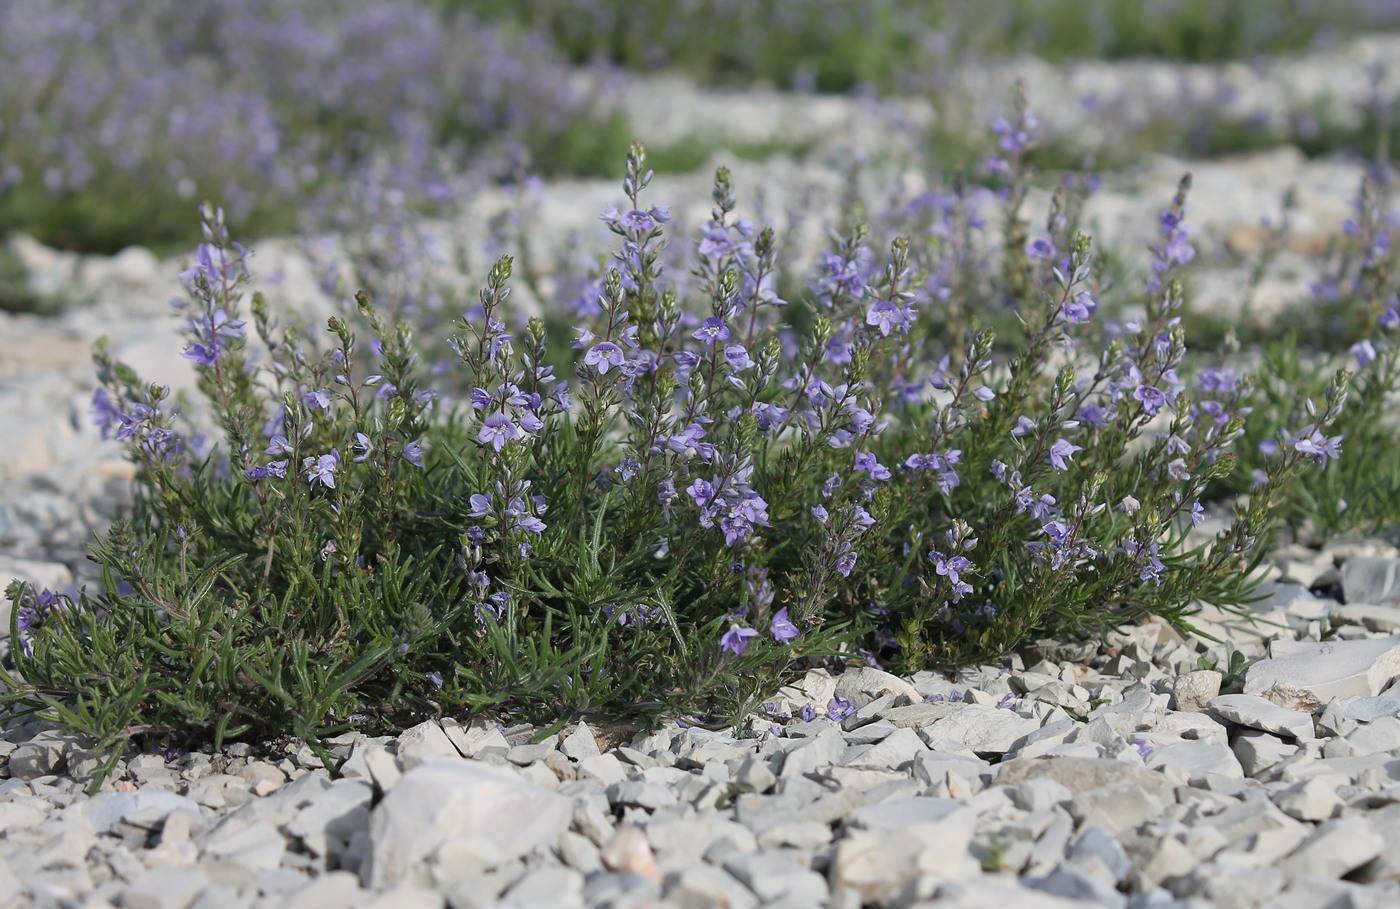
xmin=2 ymin=36 xmax=1400 ymax=909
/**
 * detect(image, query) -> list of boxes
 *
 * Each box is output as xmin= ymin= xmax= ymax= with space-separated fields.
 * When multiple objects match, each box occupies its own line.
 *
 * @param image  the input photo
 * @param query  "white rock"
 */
xmin=1284 ymin=816 xmax=1384 ymax=881
xmin=560 ymin=722 xmax=602 ymax=761
xmin=833 ymin=667 xmax=923 ymax=703
xmin=395 ymin=721 xmax=461 ymax=771
xmin=663 ymin=863 xmax=758 ymax=909
xmin=599 ymin=824 xmax=660 ymax=883
xmin=1171 ymin=670 xmax=1222 ymax=712
xmin=501 ymin=866 xmax=585 ymax=908
xmin=1244 ymin=634 xmax=1400 ymax=711
xmin=201 ymin=819 xmax=286 ymax=872
xmin=920 ymin=705 xmax=1042 ymax=755
xmin=362 ymin=760 xmax=572 ymax=888
xmin=1147 ymin=740 xmax=1243 ymax=784
xmin=722 ymin=851 xmax=828 ymax=904
xmin=830 ymin=823 xmax=979 ymax=905
xmin=1272 ymin=775 xmax=1346 ymax=822
xmin=843 ymin=726 xmax=926 ymax=770
xmin=120 ymin=865 xmax=211 ymax=909
xmin=779 ymin=724 xmax=847 ymax=779
xmin=1341 ymin=556 xmax=1400 ymax=605
xmin=1232 ymin=730 xmax=1298 ymax=776
xmin=1208 ymin=693 xmax=1315 ymax=740
xmin=577 ymin=752 xmax=627 ymax=787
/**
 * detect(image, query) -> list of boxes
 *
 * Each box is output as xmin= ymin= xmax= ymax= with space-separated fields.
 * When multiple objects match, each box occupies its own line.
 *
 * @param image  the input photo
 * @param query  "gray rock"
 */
xmin=120 ymin=866 xmax=211 ymax=909
xmin=1331 ymin=602 xmax=1400 ymax=633
xmin=880 ymin=702 xmax=963 ymax=729
xmin=577 ymin=752 xmax=628 ymax=787
xmin=843 ymin=726 xmax=926 ymax=770
xmin=920 ymin=705 xmax=1042 ymax=755
xmin=396 ymin=720 xmax=462 ymax=771
xmin=560 ymin=722 xmax=601 ymax=761
xmin=722 ymin=851 xmax=828 ymax=904
xmin=1171 ymin=670 xmax=1223 ymax=712
xmin=829 ymin=822 xmax=979 ymax=905
xmin=1026 ymin=864 xmax=1127 ymax=909
xmin=362 ymin=760 xmax=572 ymax=888
xmin=1209 ymin=694 xmax=1315 ymax=740
xmin=501 ymin=866 xmax=585 ymax=908
xmin=1341 ymin=555 xmax=1400 ymax=605
xmin=1069 ymin=826 xmax=1132 ymax=883
xmin=663 ymin=864 xmax=759 ymax=909
xmin=1284 ymin=815 xmax=1384 ymax=881
xmin=778 ymin=724 xmax=847 ymax=779
xmin=85 ymin=790 xmax=204 ymax=835
xmin=834 ymin=666 xmax=923 ymax=703
xmin=1244 ymin=634 xmax=1400 ymax=711
xmin=202 ymin=818 xmax=286 ymax=872
xmin=1273 ymin=775 xmax=1346 ymax=822
xmin=1233 ymin=730 xmax=1298 ymax=776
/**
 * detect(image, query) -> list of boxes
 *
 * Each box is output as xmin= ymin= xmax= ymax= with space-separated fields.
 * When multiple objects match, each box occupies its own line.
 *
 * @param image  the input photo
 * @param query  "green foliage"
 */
xmin=0 ymin=149 xmax=1357 ymax=774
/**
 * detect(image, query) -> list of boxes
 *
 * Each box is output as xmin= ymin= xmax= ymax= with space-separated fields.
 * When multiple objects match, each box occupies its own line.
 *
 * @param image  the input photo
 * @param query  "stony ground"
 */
xmin=3 ymin=36 xmax=1400 ymax=909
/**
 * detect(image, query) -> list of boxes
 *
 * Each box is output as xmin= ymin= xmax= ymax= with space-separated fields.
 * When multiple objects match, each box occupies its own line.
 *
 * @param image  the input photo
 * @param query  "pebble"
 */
xmin=3 ymin=39 xmax=1400 ymax=909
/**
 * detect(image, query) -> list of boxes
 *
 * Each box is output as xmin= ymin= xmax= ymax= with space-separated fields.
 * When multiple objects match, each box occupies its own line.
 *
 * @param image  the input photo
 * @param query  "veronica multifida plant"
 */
xmin=1 ymin=137 xmax=1350 ymax=771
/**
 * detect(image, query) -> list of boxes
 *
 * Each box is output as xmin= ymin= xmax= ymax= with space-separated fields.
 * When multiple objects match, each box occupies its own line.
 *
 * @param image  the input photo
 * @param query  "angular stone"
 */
xmin=577 ymin=752 xmax=628 ymax=787
xmin=1171 ymin=670 xmax=1222 ymax=712
xmin=501 ymin=866 xmax=584 ymax=908
xmin=833 ymin=666 xmax=922 ymax=703
xmin=1284 ymin=816 xmax=1384 ymax=881
xmin=1273 ymin=775 xmax=1346 ymax=822
xmin=778 ymin=725 xmax=847 ymax=779
xmin=1332 ymin=603 xmax=1400 ymax=633
xmin=829 ymin=823 xmax=979 ymax=906
xmin=561 ymin=722 xmax=601 ymax=761
xmin=362 ymin=760 xmax=571 ymax=888
xmin=1341 ymin=555 xmax=1400 ymax=605
xmin=1208 ymin=694 xmax=1315 ymax=740
xmin=1232 ymin=730 xmax=1297 ymax=776
xmin=920 ymin=705 xmax=1042 ymax=755
xmin=395 ymin=721 xmax=461 ymax=771
xmin=1354 ymin=804 xmax=1400 ymax=882
xmin=85 ymin=790 xmax=204 ymax=835
xmin=1244 ymin=634 xmax=1400 ymax=711
xmin=202 ymin=819 xmax=286 ymax=872
xmin=121 ymin=866 xmax=211 ymax=909
xmin=997 ymin=756 xmax=1174 ymax=803
xmin=599 ymin=824 xmax=660 ymax=883
xmin=844 ymin=726 xmax=926 ymax=770
xmin=1025 ymin=864 xmax=1126 ymax=909
xmin=723 ymin=851 xmax=828 ymax=904
xmin=879 ymin=702 xmax=963 ymax=729
xmin=663 ymin=864 xmax=758 ymax=909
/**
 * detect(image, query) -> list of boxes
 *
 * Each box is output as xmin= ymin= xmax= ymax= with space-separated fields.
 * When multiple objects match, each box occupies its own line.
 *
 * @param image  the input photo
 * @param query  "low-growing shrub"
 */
xmin=1 ymin=142 xmax=1357 ymax=781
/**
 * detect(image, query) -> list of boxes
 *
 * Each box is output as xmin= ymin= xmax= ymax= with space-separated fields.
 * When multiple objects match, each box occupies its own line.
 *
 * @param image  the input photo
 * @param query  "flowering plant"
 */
xmin=1 ymin=138 xmax=1354 ymax=780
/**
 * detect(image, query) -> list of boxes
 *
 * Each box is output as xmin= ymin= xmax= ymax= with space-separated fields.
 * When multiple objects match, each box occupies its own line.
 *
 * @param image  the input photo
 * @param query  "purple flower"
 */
xmin=478 ymin=413 xmax=522 ymax=451
xmin=865 ymin=300 xmax=910 ymax=337
xmin=619 ymin=209 xmax=656 ymax=232
xmin=303 ymin=449 xmax=340 ymax=490
xmin=1011 ymin=415 xmax=1036 ymax=437
xmin=402 ymin=439 xmax=425 ymax=467
xmin=1291 ymin=426 xmax=1343 ymax=466
xmin=721 ymin=625 xmax=759 ymax=655
xmin=692 ymin=317 xmax=730 ymax=343
xmin=1133 ymin=384 xmax=1168 ymax=416
xmin=1167 ymin=458 xmax=1190 ymax=481
xmin=1061 ymin=290 xmax=1096 ymax=324
xmin=723 ymin=344 xmax=754 ymax=371
xmin=853 ymin=452 xmax=890 ymax=480
xmin=266 ymin=434 xmax=294 ymax=457
xmin=770 ymin=607 xmax=800 ymax=643
xmin=351 ymin=432 xmax=371 ymax=462
xmin=425 ymin=671 xmax=444 ymax=690
xmin=797 ymin=703 xmax=817 ymax=722
xmin=183 ymin=342 xmax=219 ymax=367
xmin=1047 ymin=438 xmax=1083 ymax=471
xmin=584 ymin=341 xmax=626 ymax=374
xmin=835 ymin=543 xmax=858 ymax=578
xmin=826 ymin=696 xmax=854 ymax=721
xmin=1351 ymin=340 xmax=1377 ymax=368
xmin=468 ymin=493 xmax=491 ymax=517
xmin=686 ymin=477 xmax=715 ymax=506
xmin=303 ymin=388 xmax=332 ymax=412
